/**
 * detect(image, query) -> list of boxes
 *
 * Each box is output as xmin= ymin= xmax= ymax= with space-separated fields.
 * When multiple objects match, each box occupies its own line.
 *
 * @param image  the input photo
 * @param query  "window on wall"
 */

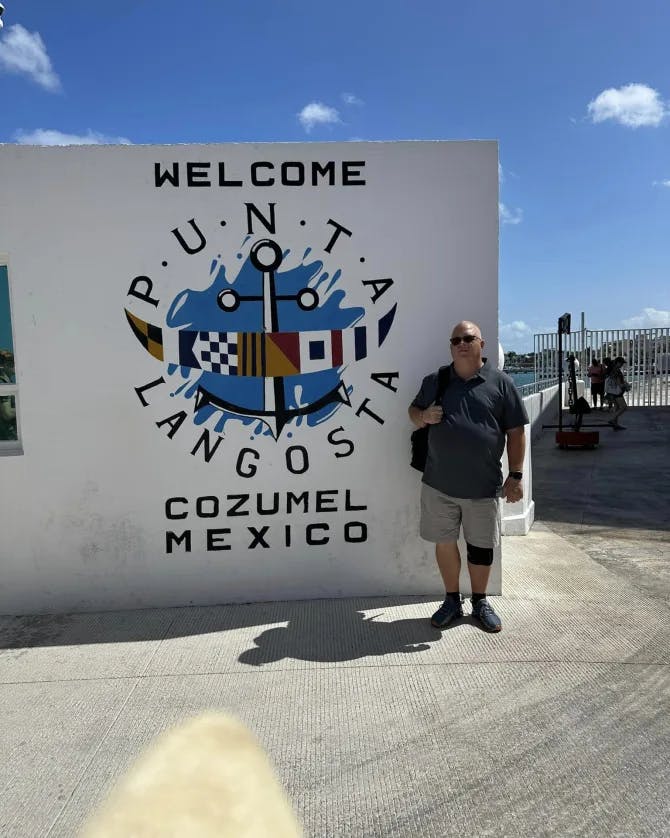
xmin=0 ymin=263 xmax=20 ymax=452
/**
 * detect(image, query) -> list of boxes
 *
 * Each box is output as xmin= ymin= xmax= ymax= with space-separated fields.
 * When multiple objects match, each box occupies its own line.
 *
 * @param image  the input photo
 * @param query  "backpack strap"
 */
xmin=433 ymin=364 xmax=451 ymax=405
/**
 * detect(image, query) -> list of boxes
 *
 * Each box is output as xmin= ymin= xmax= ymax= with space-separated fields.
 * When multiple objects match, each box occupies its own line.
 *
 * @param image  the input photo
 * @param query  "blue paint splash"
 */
xmin=165 ymin=246 xmax=364 ymax=435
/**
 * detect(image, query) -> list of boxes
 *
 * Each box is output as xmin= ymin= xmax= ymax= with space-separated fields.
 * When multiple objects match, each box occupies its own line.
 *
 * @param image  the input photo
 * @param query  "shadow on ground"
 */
xmin=0 ymin=596 xmax=488 ymax=659
xmin=237 ymin=609 xmax=488 ymax=665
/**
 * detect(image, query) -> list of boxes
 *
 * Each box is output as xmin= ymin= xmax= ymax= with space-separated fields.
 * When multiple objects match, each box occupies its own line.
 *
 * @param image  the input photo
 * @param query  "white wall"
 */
xmin=0 ymin=141 xmax=499 ymax=614
xmin=500 ymin=385 xmax=559 ymax=536
xmin=525 ymin=386 xmax=560 ymax=441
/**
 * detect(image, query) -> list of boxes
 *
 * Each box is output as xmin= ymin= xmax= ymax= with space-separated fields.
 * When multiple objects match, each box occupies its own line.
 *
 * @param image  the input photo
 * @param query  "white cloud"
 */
xmin=500 ymin=320 xmax=533 ymax=340
xmin=342 ymin=92 xmax=364 ymax=106
xmin=499 ymin=320 xmax=534 ymax=353
xmin=621 ymin=307 xmax=670 ymax=328
xmin=499 ymin=163 xmax=523 ymax=228
xmin=297 ymin=101 xmax=340 ymax=133
xmin=652 ymin=179 xmax=670 ymax=187
xmin=0 ymin=24 xmax=61 ymax=92
xmin=14 ymin=129 xmax=132 ymax=145
xmin=499 ymin=202 xmax=523 ymax=225
xmin=587 ymin=83 xmax=666 ymax=128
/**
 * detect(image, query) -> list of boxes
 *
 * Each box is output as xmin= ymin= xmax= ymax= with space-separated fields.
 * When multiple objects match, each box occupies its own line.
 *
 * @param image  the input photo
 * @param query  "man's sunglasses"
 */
xmin=450 ymin=335 xmax=481 ymax=345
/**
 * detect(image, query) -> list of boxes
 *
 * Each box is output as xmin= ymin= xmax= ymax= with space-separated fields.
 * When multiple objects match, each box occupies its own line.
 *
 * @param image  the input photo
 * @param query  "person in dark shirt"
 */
xmin=409 ymin=320 xmax=529 ymax=633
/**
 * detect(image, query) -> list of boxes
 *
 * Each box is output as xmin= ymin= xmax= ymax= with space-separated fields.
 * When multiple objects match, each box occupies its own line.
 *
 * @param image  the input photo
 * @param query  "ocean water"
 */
xmin=509 ymin=371 xmax=534 ymax=387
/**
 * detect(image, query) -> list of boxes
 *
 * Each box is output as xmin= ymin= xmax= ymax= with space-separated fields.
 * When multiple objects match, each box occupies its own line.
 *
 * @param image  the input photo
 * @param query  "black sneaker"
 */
xmin=430 ymin=596 xmax=463 ymax=628
xmin=471 ymin=598 xmax=502 ymax=632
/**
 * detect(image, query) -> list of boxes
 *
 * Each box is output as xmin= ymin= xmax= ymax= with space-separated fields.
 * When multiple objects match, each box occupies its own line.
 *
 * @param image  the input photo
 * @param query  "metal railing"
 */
xmin=533 ymin=327 xmax=670 ymax=407
xmin=516 ymin=377 xmax=559 ymax=398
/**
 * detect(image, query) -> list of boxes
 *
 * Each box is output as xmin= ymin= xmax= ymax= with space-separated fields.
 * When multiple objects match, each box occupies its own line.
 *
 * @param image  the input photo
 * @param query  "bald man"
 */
xmin=409 ymin=321 xmax=528 ymax=632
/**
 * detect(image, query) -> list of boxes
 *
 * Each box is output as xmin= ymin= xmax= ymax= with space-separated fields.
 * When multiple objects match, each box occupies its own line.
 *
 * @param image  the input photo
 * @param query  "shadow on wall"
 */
xmin=0 ymin=595 xmax=492 ymax=657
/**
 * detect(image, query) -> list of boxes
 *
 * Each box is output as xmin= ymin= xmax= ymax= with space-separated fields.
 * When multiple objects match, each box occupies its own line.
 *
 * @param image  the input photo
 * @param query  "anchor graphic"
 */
xmin=125 ymin=237 xmax=396 ymax=440
xmin=194 ymin=239 xmax=350 ymax=439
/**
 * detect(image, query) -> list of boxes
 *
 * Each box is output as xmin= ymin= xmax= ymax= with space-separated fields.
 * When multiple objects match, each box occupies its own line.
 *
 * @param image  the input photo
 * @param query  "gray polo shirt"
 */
xmin=411 ymin=361 xmax=529 ymax=499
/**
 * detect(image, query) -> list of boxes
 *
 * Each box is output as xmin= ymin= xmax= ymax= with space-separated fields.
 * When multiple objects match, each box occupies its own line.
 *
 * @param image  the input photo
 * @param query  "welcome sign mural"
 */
xmin=123 ymin=158 xmax=403 ymax=556
xmin=0 ymin=142 xmax=498 ymax=612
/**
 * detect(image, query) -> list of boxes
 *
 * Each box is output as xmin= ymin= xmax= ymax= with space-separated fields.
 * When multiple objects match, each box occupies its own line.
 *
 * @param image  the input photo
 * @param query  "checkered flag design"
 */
xmin=196 ymin=331 xmax=238 ymax=374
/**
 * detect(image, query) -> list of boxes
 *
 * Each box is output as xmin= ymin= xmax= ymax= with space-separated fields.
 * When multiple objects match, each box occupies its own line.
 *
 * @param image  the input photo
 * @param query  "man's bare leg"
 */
xmin=431 ymin=541 xmax=464 ymax=627
xmin=436 ymin=541 xmax=461 ymax=591
xmin=468 ymin=562 xmax=491 ymax=596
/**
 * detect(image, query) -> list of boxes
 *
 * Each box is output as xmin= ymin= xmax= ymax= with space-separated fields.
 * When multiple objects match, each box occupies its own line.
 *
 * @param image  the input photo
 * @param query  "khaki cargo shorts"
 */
xmin=420 ymin=483 xmax=501 ymax=547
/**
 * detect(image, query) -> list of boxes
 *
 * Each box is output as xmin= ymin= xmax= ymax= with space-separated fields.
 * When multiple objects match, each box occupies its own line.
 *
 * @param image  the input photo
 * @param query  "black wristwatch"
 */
xmin=509 ymin=471 xmax=523 ymax=480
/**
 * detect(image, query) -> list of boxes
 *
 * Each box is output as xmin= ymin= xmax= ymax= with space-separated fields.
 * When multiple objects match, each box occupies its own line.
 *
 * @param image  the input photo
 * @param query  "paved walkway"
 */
xmin=533 ymin=405 xmax=670 ymax=600
xmin=1 ymin=408 xmax=669 ymax=837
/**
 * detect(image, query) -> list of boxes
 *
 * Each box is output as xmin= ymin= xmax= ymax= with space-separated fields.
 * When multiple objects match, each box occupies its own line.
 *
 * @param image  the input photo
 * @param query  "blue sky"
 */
xmin=1 ymin=0 xmax=669 ymax=352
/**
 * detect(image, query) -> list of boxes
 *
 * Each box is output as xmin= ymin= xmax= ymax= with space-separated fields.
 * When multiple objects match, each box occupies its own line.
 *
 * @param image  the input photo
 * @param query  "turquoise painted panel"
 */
xmin=0 ymin=264 xmax=15 ymax=384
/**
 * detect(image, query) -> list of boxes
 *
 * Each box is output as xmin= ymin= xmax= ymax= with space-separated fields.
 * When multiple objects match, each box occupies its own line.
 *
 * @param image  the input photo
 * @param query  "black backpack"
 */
xmin=410 ymin=365 xmax=451 ymax=472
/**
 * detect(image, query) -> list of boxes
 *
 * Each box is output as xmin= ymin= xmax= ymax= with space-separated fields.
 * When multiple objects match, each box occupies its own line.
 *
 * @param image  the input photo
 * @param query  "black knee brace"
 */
xmin=466 ymin=542 xmax=494 ymax=566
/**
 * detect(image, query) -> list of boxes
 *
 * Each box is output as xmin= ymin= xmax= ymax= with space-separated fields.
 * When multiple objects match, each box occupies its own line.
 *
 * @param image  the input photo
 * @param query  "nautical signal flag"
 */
xmin=125 ymin=303 xmax=396 ymax=379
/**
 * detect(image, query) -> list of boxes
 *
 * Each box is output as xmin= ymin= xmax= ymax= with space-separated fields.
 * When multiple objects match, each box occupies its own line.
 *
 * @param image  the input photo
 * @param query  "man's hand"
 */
xmin=422 ymin=406 xmax=443 ymax=425
xmin=502 ymin=476 xmax=523 ymax=503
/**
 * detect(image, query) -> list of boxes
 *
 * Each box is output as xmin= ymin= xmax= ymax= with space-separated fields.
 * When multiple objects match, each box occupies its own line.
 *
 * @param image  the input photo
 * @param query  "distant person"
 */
xmin=603 ymin=357 xmax=614 ymax=410
xmin=587 ymin=357 xmax=606 ymax=409
xmin=408 ymin=320 xmax=528 ymax=634
xmin=605 ymin=357 xmax=629 ymax=431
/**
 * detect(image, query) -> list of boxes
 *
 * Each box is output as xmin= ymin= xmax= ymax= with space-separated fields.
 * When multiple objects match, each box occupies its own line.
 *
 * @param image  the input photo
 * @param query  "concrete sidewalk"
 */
xmin=533 ymin=406 xmax=670 ymax=602
xmin=1 ymin=409 xmax=669 ymax=837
